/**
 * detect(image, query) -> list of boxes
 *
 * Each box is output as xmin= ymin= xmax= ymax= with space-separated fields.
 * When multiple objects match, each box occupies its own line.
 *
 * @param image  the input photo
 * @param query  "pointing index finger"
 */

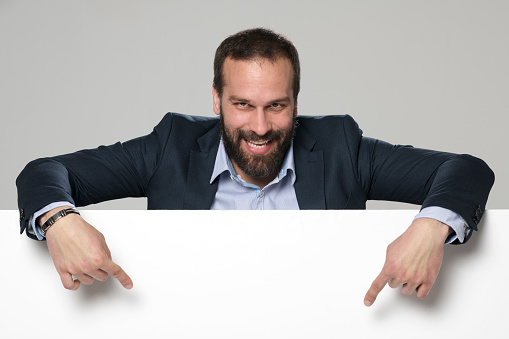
xmin=364 ymin=271 xmax=389 ymax=307
xmin=102 ymin=260 xmax=133 ymax=289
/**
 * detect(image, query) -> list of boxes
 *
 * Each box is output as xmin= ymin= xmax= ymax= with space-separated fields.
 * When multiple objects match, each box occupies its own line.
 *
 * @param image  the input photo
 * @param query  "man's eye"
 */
xmin=236 ymin=102 xmax=248 ymax=108
xmin=269 ymin=103 xmax=284 ymax=109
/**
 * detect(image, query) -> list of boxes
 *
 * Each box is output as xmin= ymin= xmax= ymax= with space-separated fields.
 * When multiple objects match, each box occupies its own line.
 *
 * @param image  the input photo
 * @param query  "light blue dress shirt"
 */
xmin=30 ymin=140 xmax=469 ymax=243
xmin=210 ymin=141 xmax=299 ymax=210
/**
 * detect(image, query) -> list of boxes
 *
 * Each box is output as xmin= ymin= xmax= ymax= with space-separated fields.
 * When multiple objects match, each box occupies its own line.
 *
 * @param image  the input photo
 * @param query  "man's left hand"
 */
xmin=364 ymin=218 xmax=451 ymax=307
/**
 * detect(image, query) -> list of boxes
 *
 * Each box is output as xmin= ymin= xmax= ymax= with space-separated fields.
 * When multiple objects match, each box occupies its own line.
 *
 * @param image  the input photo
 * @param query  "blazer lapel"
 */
xmin=182 ymin=122 xmax=220 ymax=209
xmin=293 ymin=125 xmax=326 ymax=209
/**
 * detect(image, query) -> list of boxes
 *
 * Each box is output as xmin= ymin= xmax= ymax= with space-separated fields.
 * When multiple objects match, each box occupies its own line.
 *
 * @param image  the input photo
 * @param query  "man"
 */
xmin=16 ymin=28 xmax=494 ymax=307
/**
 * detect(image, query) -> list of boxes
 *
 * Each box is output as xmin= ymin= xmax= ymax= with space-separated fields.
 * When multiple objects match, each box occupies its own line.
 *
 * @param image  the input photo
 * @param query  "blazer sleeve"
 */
xmin=351 ymin=121 xmax=494 ymax=241
xmin=16 ymin=113 xmax=176 ymax=238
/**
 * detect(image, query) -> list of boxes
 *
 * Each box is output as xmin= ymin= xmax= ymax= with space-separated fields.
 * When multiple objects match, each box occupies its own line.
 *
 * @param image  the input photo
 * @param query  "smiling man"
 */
xmin=16 ymin=28 xmax=494 ymax=306
xmin=215 ymin=57 xmax=296 ymax=188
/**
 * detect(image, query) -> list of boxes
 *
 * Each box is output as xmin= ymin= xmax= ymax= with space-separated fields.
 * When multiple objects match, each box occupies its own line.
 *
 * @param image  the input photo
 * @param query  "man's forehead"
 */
xmin=220 ymin=57 xmax=294 ymax=101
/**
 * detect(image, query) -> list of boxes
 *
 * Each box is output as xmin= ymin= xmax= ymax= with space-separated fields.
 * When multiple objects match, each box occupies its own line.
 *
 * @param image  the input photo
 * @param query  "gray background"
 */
xmin=1 ymin=0 xmax=507 ymax=210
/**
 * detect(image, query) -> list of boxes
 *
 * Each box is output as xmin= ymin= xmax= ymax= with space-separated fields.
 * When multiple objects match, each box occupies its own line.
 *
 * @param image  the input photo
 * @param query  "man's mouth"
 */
xmin=246 ymin=140 xmax=269 ymax=148
xmin=244 ymin=139 xmax=272 ymax=155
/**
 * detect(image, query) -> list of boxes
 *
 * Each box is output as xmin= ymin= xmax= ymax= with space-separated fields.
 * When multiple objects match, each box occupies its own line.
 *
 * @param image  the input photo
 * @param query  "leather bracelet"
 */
xmin=40 ymin=208 xmax=80 ymax=236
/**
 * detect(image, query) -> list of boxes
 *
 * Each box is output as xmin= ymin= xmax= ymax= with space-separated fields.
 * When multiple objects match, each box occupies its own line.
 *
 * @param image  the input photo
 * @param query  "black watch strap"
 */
xmin=40 ymin=208 xmax=80 ymax=236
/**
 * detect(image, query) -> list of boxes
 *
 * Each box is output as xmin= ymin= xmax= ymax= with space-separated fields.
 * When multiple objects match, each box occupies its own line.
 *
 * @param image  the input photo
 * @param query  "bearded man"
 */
xmin=16 ymin=28 xmax=494 ymax=307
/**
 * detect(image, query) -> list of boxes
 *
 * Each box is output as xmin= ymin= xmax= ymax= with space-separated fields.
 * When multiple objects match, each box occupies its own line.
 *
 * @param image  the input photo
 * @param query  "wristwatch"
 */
xmin=40 ymin=208 xmax=80 ymax=236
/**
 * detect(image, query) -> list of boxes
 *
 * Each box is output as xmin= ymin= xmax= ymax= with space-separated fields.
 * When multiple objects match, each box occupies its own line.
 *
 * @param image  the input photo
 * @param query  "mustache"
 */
xmin=237 ymin=129 xmax=284 ymax=142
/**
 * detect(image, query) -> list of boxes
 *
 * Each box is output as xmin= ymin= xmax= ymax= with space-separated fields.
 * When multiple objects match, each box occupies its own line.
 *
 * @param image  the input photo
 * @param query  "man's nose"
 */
xmin=249 ymin=108 xmax=271 ymax=136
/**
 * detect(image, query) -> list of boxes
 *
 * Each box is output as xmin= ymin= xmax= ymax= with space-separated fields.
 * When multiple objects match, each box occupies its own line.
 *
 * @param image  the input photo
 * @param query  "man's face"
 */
xmin=213 ymin=57 xmax=297 ymax=185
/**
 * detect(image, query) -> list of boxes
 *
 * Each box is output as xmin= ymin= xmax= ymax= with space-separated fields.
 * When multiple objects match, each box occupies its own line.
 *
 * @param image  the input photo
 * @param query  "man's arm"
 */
xmin=359 ymin=142 xmax=493 ymax=306
xmin=16 ymin=115 xmax=178 ymax=289
xmin=337 ymin=116 xmax=495 ymax=306
xmin=360 ymin=144 xmax=493 ymax=305
xmin=16 ymin=144 xmax=150 ymax=289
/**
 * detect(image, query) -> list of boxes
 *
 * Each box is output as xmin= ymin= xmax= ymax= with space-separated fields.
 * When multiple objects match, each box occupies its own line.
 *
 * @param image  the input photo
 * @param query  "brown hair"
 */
xmin=213 ymin=28 xmax=300 ymax=102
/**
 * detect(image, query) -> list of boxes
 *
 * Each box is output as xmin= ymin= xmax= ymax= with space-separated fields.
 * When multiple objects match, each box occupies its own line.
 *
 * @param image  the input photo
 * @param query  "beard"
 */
xmin=220 ymin=111 xmax=296 ymax=179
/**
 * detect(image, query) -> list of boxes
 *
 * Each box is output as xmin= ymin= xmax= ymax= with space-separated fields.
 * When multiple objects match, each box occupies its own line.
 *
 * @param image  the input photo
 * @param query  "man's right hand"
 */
xmin=40 ymin=207 xmax=133 ymax=290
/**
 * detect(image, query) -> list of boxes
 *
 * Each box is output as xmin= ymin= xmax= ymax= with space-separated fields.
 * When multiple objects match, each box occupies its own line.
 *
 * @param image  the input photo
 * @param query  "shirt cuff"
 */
xmin=29 ymin=202 xmax=77 ymax=240
xmin=414 ymin=206 xmax=470 ymax=244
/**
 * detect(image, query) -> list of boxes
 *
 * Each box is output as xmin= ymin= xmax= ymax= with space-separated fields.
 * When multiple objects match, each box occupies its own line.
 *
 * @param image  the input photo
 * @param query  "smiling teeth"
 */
xmin=247 ymin=141 xmax=268 ymax=148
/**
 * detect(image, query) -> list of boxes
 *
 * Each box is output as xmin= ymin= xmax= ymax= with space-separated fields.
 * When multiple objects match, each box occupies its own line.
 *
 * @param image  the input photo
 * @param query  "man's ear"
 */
xmin=212 ymin=85 xmax=220 ymax=116
xmin=293 ymin=102 xmax=298 ymax=117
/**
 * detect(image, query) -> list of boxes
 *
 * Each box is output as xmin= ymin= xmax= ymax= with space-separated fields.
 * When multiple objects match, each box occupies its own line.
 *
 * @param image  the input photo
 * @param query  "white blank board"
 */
xmin=2 ymin=210 xmax=506 ymax=338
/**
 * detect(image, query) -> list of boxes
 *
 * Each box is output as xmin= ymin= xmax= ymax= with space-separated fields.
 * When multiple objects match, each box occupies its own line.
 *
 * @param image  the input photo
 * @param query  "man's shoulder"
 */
xmin=154 ymin=112 xmax=220 ymax=136
xmin=296 ymin=114 xmax=361 ymax=135
xmin=161 ymin=112 xmax=219 ymax=126
xmin=298 ymin=114 xmax=357 ymax=125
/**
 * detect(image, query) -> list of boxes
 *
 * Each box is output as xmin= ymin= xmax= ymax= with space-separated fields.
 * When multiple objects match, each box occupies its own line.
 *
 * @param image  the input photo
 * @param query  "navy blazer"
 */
xmin=17 ymin=113 xmax=494 ymax=241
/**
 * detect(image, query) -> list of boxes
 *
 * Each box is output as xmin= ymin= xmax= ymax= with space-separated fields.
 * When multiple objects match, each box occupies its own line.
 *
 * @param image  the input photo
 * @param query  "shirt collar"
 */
xmin=210 ymin=139 xmax=296 ymax=185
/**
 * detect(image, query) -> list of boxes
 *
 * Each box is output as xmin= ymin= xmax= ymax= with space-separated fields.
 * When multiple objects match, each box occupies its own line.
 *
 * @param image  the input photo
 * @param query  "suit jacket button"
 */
xmin=19 ymin=208 xmax=25 ymax=222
